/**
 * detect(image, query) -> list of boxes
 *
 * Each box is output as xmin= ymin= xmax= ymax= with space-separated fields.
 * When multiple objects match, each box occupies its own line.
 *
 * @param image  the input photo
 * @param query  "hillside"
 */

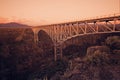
xmin=0 ymin=27 xmax=120 ymax=80
xmin=0 ymin=22 xmax=31 ymax=27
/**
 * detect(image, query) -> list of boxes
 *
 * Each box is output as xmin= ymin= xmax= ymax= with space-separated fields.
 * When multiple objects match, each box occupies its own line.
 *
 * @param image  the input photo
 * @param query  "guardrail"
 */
xmin=34 ymin=13 xmax=120 ymax=27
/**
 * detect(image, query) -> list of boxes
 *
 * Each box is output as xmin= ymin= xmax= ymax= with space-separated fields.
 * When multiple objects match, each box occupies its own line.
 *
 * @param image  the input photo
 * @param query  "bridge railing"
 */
xmin=79 ymin=13 xmax=120 ymax=22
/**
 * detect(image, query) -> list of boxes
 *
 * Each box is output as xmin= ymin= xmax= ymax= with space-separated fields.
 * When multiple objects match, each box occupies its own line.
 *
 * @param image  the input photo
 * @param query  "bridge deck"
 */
xmin=34 ymin=14 xmax=120 ymax=28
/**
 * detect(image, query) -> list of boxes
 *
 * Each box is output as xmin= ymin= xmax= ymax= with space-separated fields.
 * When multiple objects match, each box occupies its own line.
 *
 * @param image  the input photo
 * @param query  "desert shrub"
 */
xmin=85 ymin=50 xmax=110 ymax=66
xmin=105 ymin=36 xmax=120 ymax=50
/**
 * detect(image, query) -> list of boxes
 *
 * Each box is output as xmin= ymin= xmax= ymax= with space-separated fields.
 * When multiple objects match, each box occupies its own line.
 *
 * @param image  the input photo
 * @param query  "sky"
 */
xmin=0 ymin=0 xmax=119 ymax=26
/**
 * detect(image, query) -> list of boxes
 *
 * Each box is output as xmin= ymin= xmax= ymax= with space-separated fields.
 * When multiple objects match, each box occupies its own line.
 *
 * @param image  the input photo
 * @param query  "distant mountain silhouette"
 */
xmin=0 ymin=22 xmax=31 ymax=27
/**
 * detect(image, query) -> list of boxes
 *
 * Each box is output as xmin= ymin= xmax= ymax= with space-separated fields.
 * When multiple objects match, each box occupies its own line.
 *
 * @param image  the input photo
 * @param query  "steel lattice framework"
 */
xmin=32 ymin=13 xmax=120 ymax=61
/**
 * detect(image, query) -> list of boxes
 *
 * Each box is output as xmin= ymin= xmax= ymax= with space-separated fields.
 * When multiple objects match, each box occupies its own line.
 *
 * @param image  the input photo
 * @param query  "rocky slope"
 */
xmin=50 ymin=36 xmax=120 ymax=80
xmin=0 ymin=27 xmax=120 ymax=80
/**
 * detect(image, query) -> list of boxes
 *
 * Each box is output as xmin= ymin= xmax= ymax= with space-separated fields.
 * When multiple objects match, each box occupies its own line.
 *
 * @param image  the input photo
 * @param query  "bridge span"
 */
xmin=32 ymin=14 xmax=120 ymax=61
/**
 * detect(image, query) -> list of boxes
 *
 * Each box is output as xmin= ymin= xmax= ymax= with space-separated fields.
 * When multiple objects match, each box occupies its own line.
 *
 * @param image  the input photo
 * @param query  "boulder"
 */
xmin=87 ymin=46 xmax=110 ymax=56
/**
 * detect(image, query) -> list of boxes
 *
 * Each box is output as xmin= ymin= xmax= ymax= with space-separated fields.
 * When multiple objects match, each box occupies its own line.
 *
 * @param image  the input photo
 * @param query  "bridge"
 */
xmin=32 ymin=13 xmax=120 ymax=61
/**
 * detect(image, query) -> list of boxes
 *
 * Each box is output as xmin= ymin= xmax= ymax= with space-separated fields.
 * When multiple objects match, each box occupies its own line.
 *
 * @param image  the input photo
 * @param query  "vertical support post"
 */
xmin=60 ymin=43 xmax=63 ymax=59
xmin=53 ymin=25 xmax=57 ymax=42
xmin=34 ymin=32 xmax=39 ymax=44
xmin=33 ymin=29 xmax=38 ymax=44
xmin=65 ymin=24 xmax=68 ymax=38
xmin=76 ymin=22 xmax=79 ymax=35
xmin=58 ymin=25 xmax=60 ymax=42
xmin=50 ymin=26 xmax=52 ymax=39
xmin=60 ymin=25 xmax=63 ymax=41
xmin=56 ymin=25 xmax=59 ymax=42
xmin=54 ymin=44 xmax=57 ymax=61
xmin=34 ymin=32 xmax=36 ymax=43
xmin=95 ymin=21 xmax=99 ymax=32
xmin=49 ymin=26 xmax=52 ymax=38
xmin=54 ymin=42 xmax=63 ymax=61
xmin=84 ymin=22 xmax=87 ymax=34
xmin=69 ymin=24 xmax=72 ymax=36
xmin=113 ymin=18 xmax=117 ymax=31
xmin=58 ymin=25 xmax=60 ymax=41
xmin=53 ymin=26 xmax=57 ymax=61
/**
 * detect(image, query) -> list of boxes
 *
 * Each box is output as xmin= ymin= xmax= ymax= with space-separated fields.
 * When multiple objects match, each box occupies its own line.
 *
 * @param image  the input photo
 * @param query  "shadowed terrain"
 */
xmin=0 ymin=23 xmax=120 ymax=80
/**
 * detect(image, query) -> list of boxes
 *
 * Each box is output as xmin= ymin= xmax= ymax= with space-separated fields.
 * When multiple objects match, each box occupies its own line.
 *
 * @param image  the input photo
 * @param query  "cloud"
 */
xmin=0 ymin=17 xmax=48 ymax=26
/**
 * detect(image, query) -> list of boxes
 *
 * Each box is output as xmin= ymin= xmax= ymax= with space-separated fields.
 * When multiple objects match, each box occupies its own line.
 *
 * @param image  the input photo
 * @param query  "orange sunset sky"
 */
xmin=0 ymin=0 xmax=120 ymax=26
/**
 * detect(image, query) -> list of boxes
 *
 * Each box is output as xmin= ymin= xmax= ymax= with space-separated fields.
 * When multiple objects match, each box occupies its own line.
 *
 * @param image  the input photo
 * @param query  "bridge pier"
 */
xmin=54 ymin=43 xmax=63 ymax=61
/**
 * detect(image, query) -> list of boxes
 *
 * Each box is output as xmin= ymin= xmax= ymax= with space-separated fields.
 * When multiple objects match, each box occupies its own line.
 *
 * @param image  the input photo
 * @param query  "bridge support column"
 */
xmin=54 ymin=43 xmax=63 ymax=61
xmin=84 ymin=22 xmax=87 ymax=34
xmin=34 ymin=32 xmax=39 ymax=44
xmin=113 ymin=18 xmax=117 ymax=31
xmin=54 ymin=46 xmax=57 ymax=61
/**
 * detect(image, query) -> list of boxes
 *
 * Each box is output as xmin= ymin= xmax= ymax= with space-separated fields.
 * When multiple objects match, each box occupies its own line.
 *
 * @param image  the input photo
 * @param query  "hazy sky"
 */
xmin=0 ymin=0 xmax=119 ymax=26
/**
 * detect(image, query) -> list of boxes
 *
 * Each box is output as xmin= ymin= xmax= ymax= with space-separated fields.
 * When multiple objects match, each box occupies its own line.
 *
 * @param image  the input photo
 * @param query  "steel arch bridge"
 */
xmin=32 ymin=13 xmax=120 ymax=61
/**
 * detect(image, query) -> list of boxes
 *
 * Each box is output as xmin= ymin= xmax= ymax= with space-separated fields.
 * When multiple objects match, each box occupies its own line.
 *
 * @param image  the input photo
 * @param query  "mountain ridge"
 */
xmin=0 ymin=22 xmax=31 ymax=27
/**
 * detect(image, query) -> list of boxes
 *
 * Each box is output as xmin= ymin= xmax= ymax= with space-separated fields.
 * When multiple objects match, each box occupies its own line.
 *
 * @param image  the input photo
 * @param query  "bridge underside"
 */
xmin=38 ymin=30 xmax=54 ymax=53
xmin=62 ymin=32 xmax=120 ymax=59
